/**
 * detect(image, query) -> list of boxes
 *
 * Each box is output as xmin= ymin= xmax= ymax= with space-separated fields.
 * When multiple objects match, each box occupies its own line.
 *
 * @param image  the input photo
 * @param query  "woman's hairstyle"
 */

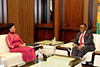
xmin=6 ymin=23 xmax=14 ymax=34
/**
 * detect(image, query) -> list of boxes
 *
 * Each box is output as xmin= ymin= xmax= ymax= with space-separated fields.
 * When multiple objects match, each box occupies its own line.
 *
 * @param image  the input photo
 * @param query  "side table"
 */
xmin=35 ymin=40 xmax=64 ymax=55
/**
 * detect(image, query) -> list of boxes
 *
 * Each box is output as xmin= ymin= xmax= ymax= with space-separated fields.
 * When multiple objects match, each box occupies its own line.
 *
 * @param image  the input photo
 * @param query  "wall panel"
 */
xmin=92 ymin=0 xmax=98 ymax=29
xmin=61 ymin=0 xmax=84 ymax=28
xmin=38 ymin=28 xmax=54 ymax=41
xmin=59 ymin=0 xmax=84 ymax=43
xmin=61 ymin=31 xmax=78 ymax=43
xmin=7 ymin=0 xmax=98 ymax=43
xmin=7 ymin=0 xmax=34 ymax=43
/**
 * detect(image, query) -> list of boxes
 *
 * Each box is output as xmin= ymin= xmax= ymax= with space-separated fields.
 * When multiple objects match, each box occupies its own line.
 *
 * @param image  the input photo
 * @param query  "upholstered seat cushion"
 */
xmin=55 ymin=46 xmax=71 ymax=56
xmin=55 ymin=42 xmax=73 ymax=56
xmin=0 ymin=35 xmax=9 ymax=53
xmin=0 ymin=53 xmax=24 ymax=67
xmin=93 ymin=55 xmax=100 ymax=66
xmin=82 ymin=52 xmax=93 ymax=61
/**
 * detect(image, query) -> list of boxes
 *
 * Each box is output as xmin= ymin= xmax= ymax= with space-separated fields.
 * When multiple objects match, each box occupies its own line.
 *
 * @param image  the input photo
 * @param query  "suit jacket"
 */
xmin=74 ymin=30 xmax=95 ymax=51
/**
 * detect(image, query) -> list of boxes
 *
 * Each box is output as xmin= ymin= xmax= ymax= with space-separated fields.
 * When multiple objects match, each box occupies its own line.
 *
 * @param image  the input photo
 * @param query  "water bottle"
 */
xmin=68 ymin=48 xmax=71 ymax=52
xmin=53 ymin=37 xmax=56 ymax=44
xmin=0 ymin=56 xmax=7 ymax=67
xmin=38 ymin=48 xmax=43 ymax=63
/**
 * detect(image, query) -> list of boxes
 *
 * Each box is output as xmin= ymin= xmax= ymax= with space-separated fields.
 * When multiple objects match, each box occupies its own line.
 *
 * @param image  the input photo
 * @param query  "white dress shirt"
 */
xmin=78 ymin=30 xmax=87 ymax=45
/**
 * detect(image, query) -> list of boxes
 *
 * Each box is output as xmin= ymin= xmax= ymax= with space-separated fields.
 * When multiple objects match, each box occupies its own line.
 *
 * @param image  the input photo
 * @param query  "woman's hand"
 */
xmin=14 ymin=45 xmax=19 ymax=48
xmin=19 ymin=44 xmax=25 ymax=47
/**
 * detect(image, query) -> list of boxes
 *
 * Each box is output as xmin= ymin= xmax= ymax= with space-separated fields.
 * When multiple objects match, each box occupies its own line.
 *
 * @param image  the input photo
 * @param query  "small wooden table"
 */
xmin=29 ymin=61 xmax=70 ymax=67
xmin=35 ymin=40 xmax=64 ymax=45
xmin=53 ymin=54 xmax=82 ymax=67
xmin=29 ymin=54 xmax=82 ymax=67
xmin=35 ymin=40 xmax=64 ymax=55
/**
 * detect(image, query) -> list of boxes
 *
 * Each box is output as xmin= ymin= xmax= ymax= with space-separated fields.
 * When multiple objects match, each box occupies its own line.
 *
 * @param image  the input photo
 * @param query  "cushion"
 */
xmin=93 ymin=34 xmax=100 ymax=49
xmin=0 ymin=34 xmax=10 ymax=53
xmin=55 ymin=49 xmax=68 ymax=56
xmin=0 ymin=53 xmax=24 ymax=67
xmin=93 ymin=55 xmax=100 ymax=66
xmin=83 ymin=52 xmax=93 ymax=61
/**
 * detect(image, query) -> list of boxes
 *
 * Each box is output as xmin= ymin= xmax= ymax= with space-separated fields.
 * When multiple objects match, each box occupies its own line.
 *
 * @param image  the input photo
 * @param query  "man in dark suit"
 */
xmin=71 ymin=23 xmax=95 ymax=59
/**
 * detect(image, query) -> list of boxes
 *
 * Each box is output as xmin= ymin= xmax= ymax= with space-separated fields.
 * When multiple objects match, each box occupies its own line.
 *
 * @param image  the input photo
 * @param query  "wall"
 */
xmin=54 ymin=0 xmax=98 ymax=43
xmin=0 ymin=0 xmax=98 ymax=43
xmin=59 ymin=0 xmax=84 ymax=42
xmin=7 ymin=0 xmax=35 ymax=43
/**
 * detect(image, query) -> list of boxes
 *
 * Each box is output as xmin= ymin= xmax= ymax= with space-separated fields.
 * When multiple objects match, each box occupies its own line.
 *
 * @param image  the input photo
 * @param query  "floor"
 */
xmin=20 ymin=61 xmax=35 ymax=67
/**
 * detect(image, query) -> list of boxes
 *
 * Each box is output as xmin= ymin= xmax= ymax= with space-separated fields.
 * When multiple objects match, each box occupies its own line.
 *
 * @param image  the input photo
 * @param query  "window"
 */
xmin=0 ymin=0 xmax=7 ymax=26
xmin=0 ymin=0 xmax=2 ymax=23
xmin=35 ymin=0 xmax=54 ymax=24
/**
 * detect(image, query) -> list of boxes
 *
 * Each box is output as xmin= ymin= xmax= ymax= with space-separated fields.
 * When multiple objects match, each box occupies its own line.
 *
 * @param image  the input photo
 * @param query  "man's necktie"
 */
xmin=80 ymin=33 xmax=84 ymax=46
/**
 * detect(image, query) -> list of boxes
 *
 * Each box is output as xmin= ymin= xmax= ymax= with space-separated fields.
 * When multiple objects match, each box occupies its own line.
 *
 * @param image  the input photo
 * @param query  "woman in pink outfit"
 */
xmin=6 ymin=23 xmax=36 ymax=62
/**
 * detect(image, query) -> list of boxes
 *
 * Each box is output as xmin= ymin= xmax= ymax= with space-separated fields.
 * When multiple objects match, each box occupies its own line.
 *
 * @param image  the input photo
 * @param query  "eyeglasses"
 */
xmin=79 ymin=27 xmax=85 ymax=29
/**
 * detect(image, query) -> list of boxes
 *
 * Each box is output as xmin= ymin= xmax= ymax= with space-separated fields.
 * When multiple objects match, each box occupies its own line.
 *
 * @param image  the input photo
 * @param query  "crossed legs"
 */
xmin=71 ymin=46 xmax=90 ymax=58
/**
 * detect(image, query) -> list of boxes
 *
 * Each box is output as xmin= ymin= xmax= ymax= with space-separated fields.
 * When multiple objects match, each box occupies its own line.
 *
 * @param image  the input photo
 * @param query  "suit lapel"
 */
xmin=84 ymin=30 xmax=88 ymax=36
xmin=84 ymin=30 xmax=88 ymax=42
xmin=78 ymin=32 xmax=81 ymax=40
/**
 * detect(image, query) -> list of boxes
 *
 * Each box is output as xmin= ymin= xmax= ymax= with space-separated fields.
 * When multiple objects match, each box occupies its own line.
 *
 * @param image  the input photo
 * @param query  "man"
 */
xmin=71 ymin=23 xmax=95 ymax=59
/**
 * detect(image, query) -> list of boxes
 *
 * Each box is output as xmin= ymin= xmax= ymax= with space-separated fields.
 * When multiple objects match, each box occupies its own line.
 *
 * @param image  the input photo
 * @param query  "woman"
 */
xmin=6 ymin=23 xmax=36 ymax=62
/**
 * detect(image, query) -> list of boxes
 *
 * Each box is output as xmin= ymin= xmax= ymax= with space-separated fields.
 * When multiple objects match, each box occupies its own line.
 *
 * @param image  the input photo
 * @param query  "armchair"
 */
xmin=0 ymin=34 xmax=25 ymax=67
xmin=55 ymin=34 xmax=100 ymax=65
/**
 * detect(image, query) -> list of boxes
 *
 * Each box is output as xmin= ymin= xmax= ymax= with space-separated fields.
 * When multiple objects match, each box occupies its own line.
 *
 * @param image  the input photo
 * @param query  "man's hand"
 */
xmin=78 ymin=45 xmax=84 ymax=50
xmin=74 ymin=44 xmax=78 ymax=47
